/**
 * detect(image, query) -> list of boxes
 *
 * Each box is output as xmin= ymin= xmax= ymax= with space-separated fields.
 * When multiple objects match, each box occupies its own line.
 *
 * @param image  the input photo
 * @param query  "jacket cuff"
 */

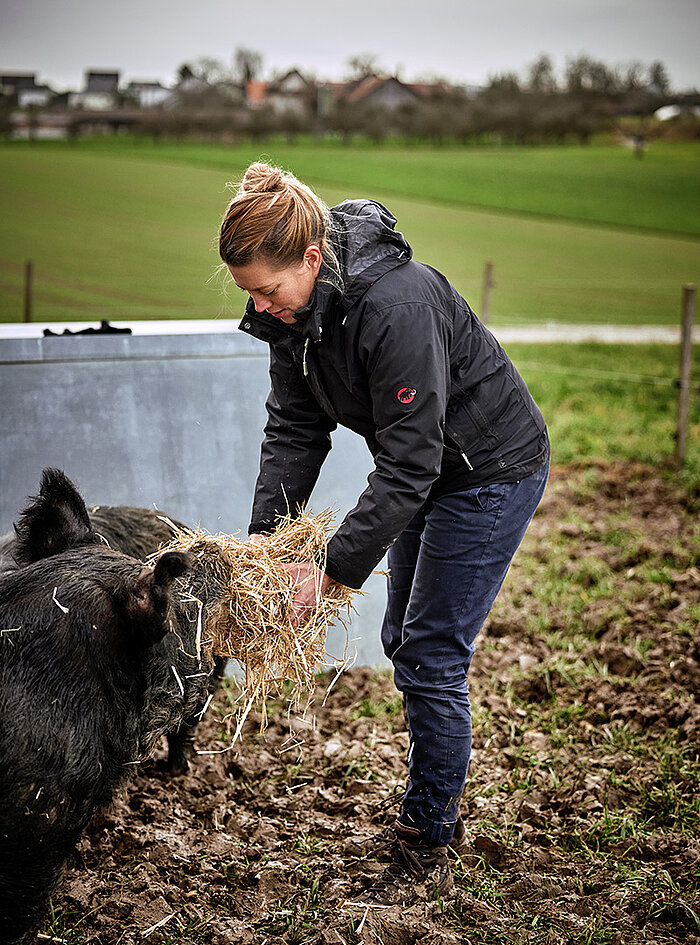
xmin=248 ymin=520 xmax=277 ymax=536
xmin=324 ymin=543 xmax=375 ymax=591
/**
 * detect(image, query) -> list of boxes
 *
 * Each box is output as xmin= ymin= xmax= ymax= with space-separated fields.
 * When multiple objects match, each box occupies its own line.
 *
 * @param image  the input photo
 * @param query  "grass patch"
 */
xmin=504 ymin=342 xmax=700 ymax=485
xmin=351 ymin=694 xmax=404 ymax=721
xmin=1 ymin=139 xmax=698 ymax=324
xmin=14 ymin=136 xmax=700 ymax=236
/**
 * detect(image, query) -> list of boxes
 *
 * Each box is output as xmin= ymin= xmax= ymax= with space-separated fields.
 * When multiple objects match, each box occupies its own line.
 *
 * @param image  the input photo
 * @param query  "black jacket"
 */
xmin=239 ymin=199 xmax=549 ymax=589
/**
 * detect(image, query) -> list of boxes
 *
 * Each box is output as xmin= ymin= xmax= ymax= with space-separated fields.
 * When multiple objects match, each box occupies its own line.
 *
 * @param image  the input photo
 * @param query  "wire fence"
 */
xmin=515 ymin=361 xmax=700 ymax=392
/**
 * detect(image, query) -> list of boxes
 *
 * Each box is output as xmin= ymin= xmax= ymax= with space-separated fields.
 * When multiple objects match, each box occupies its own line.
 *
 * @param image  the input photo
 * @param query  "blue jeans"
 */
xmin=381 ymin=460 xmax=549 ymax=846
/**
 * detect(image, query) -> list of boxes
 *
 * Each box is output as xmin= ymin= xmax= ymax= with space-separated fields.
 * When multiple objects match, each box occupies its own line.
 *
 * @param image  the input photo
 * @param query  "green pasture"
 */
xmin=87 ymin=136 xmax=700 ymax=237
xmin=505 ymin=342 xmax=700 ymax=484
xmin=0 ymin=139 xmax=698 ymax=325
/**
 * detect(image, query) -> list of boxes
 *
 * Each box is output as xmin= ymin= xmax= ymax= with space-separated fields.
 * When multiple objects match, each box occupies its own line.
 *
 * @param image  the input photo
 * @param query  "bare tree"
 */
xmin=346 ymin=53 xmax=382 ymax=80
xmin=527 ymin=54 xmax=557 ymax=94
xmin=279 ymin=108 xmax=310 ymax=144
xmin=234 ymin=48 xmax=263 ymax=87
xmin=192 ymin=57 xmax=228 ymax=85
xmin=176 ymin=63 xmax=195 ymax=84
xmin=648 ymin=61 xmax=671 ymax=95
xmin=484 ymin=72 xmax=521 ymax=96
xmin=565 ymin=56 xmax=617 ymax=95
xmin=247 ymin=104 xmax=275 ymax=142
xmin=618 ymin=60 xmax=647 ymax=93
xmin=327 ymin=99 xmax=364 ymax=145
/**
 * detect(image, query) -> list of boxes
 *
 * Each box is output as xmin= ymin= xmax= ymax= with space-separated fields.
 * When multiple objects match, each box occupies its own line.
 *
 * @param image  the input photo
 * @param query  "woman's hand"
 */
xmin=248 ymin=536 xmax=332 ymax=625
xmin=278 ymin=561 xmax=332 ymax=627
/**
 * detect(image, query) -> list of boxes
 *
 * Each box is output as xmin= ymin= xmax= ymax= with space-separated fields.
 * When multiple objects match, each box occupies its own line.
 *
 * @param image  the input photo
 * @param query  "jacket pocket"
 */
xmin=447 ymin=393 xmax=497 ymax=440
xmin=445 ymin=392 xmax=499 ymax=470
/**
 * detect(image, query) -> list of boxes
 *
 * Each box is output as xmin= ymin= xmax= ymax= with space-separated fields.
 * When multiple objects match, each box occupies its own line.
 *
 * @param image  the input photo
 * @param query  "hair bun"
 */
xmin=241 ymin=162 xmax=286 ymax=194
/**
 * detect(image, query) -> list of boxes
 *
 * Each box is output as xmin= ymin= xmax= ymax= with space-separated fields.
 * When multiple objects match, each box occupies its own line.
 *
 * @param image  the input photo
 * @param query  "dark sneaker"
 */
xmin=345 ymin=822 xmax=397 ymax=858
xmin=346 ymin=814 xmax=468 ymax=859
xmin=351 ymin=822 xmax=454 ymax=906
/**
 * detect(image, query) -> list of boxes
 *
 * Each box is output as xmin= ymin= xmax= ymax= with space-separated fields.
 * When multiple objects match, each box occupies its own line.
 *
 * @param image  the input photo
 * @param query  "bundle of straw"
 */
xmin=156 ymin=509 xmax=357 ymax=738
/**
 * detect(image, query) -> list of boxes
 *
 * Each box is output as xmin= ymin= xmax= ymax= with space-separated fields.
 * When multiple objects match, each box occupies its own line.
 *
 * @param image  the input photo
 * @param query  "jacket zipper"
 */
xmin=445 ymin=425 xmax=474 ymax=471
xmin=299 ymin=338 xmax=341 ymax=423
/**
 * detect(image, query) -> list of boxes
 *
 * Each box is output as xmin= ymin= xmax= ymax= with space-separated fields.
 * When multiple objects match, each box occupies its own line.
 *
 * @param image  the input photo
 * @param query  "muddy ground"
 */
xmin=42 ymin=462 xmax=699 ymax=945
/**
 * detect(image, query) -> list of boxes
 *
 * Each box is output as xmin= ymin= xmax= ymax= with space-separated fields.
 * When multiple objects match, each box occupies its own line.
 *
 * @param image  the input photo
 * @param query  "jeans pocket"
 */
xmin=473 ymin=482 xmax=508 ymax=512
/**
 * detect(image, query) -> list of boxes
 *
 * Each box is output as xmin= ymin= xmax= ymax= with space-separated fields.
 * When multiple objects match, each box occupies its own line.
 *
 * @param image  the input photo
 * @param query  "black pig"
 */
xmin=0 ymin=472 xmax=227 ymax=773
xmin=85 ymin=504 xmax=228 ymax=773
xmin=0 ymin=521 xmax=191 ymax=942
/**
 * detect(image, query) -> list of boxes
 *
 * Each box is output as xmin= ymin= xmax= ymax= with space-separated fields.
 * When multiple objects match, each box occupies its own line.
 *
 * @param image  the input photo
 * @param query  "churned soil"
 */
xmin=42 ymin=462 xmax=699 ymax=945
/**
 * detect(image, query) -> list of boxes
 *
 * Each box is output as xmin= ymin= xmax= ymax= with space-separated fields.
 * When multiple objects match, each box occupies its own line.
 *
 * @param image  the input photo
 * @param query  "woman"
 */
xmin=219 ymin=162 xmax=549 ymax=905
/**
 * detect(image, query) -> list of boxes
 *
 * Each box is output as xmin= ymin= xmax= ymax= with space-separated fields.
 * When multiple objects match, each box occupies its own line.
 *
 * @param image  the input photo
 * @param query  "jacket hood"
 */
xmin=238 ymin=198 xmax=412 ymax=346
xmin=331 ymin=199 xmax=413 ymax=307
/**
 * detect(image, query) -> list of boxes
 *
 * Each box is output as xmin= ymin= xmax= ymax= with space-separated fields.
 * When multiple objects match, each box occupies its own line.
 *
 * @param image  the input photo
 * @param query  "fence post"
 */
xmin=480 ymin=260 xmax=494 ymax=325
xmin=674 ymin=284 xmax=696 ymax=467
xmin=23 ymin=260 xmax=33 ymax=323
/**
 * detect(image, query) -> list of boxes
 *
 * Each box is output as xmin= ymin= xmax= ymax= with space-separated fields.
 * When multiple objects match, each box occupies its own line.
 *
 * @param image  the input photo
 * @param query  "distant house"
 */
xmin=344 ymin=75 xmax=422 ymax=109
xmin=318 ymin=75 xmax=459 ymax=115
xmin=406 ymin=79 xmax=463 ymax=100
xmin=654 ymin=103 xmax=700 ymax=121
xmin=0 ymin=73 xmax=38 ymax=94
xmin=69 ymin=71 xmax=120 ymax=110
xmin=267 ymin=69 xmax=316 ymax=114
xmin=10 ymin=111 xmax=73 ymax=140
xmin=18 ymin=85 xmax=54 ymax=108
xmin=245 ymin=69 xmax=317 ymax=115
xmin=0 ymin=72 xmax=55 ymax=107
xmin=245 ymin=80 xmax=269 ymax=107
xmin=124 ymin=80 xmax=172 ymax=108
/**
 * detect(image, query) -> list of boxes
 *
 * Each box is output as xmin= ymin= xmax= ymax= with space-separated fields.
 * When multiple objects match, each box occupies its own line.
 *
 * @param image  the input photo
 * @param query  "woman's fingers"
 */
xmin=276 ymin=561 xmax=332 ymax=626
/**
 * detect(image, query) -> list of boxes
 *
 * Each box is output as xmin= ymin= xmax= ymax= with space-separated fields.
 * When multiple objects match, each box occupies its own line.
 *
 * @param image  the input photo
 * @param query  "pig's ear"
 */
xmin=153 ymin=550 xmax=191 ymax=586
xmin=127 ymin=552 xmax=191 ymax=646
xmin=14 ymin=468 xmax=97 ymax=564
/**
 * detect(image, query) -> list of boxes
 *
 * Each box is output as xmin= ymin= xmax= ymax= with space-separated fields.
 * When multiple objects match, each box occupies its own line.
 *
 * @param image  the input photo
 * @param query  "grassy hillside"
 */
xmin=35 ymin=137 xmax=700 ymax=236
xmin=0 ymin=140 xmax=698 ymax=323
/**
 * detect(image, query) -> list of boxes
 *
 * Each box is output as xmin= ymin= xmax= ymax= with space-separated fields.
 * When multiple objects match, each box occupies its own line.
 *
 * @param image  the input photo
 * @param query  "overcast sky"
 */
xmin=2 ymin=0 xmax=698 ymax=92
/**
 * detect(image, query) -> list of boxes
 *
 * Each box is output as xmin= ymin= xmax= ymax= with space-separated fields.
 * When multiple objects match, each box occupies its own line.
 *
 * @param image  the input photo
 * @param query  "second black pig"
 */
xmin=0 ymin=471 xmax=228 ymax=773
xmin=0 ymin=524 xmax=191 ymax=942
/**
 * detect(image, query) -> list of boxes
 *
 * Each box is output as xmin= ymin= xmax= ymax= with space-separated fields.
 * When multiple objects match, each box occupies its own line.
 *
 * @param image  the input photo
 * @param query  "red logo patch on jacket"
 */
xmin=397 ymin=387 xmax=417 ymax=404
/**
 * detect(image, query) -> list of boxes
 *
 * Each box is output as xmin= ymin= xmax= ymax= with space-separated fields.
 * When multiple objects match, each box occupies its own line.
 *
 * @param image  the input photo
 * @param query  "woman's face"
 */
xmin=228 ymin=247 xmax=322 ymax=325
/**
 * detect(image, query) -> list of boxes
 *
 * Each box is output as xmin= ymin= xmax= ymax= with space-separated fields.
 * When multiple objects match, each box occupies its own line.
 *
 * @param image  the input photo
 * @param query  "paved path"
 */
xmin=492 ymin=324 xmax=696 ymax=344
xmin=0 ymin=319 xmax=696 ymax=343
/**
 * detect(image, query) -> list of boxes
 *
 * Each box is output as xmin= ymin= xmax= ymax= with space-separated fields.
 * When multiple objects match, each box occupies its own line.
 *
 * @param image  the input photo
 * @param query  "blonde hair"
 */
xmin=219 ymin=162 xmax=339 ymax=281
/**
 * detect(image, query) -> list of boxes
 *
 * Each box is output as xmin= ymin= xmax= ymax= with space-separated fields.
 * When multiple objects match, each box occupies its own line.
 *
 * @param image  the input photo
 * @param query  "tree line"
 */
xmin=5 ymin=51 xmax=698 ymax=146
xmin=145 ymin=52 xmax=698 ymax=146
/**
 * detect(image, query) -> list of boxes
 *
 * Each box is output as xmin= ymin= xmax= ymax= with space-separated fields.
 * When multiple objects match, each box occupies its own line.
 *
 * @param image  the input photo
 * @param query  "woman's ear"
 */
xmin=304 ymin=245 xmax=323 ymax=276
